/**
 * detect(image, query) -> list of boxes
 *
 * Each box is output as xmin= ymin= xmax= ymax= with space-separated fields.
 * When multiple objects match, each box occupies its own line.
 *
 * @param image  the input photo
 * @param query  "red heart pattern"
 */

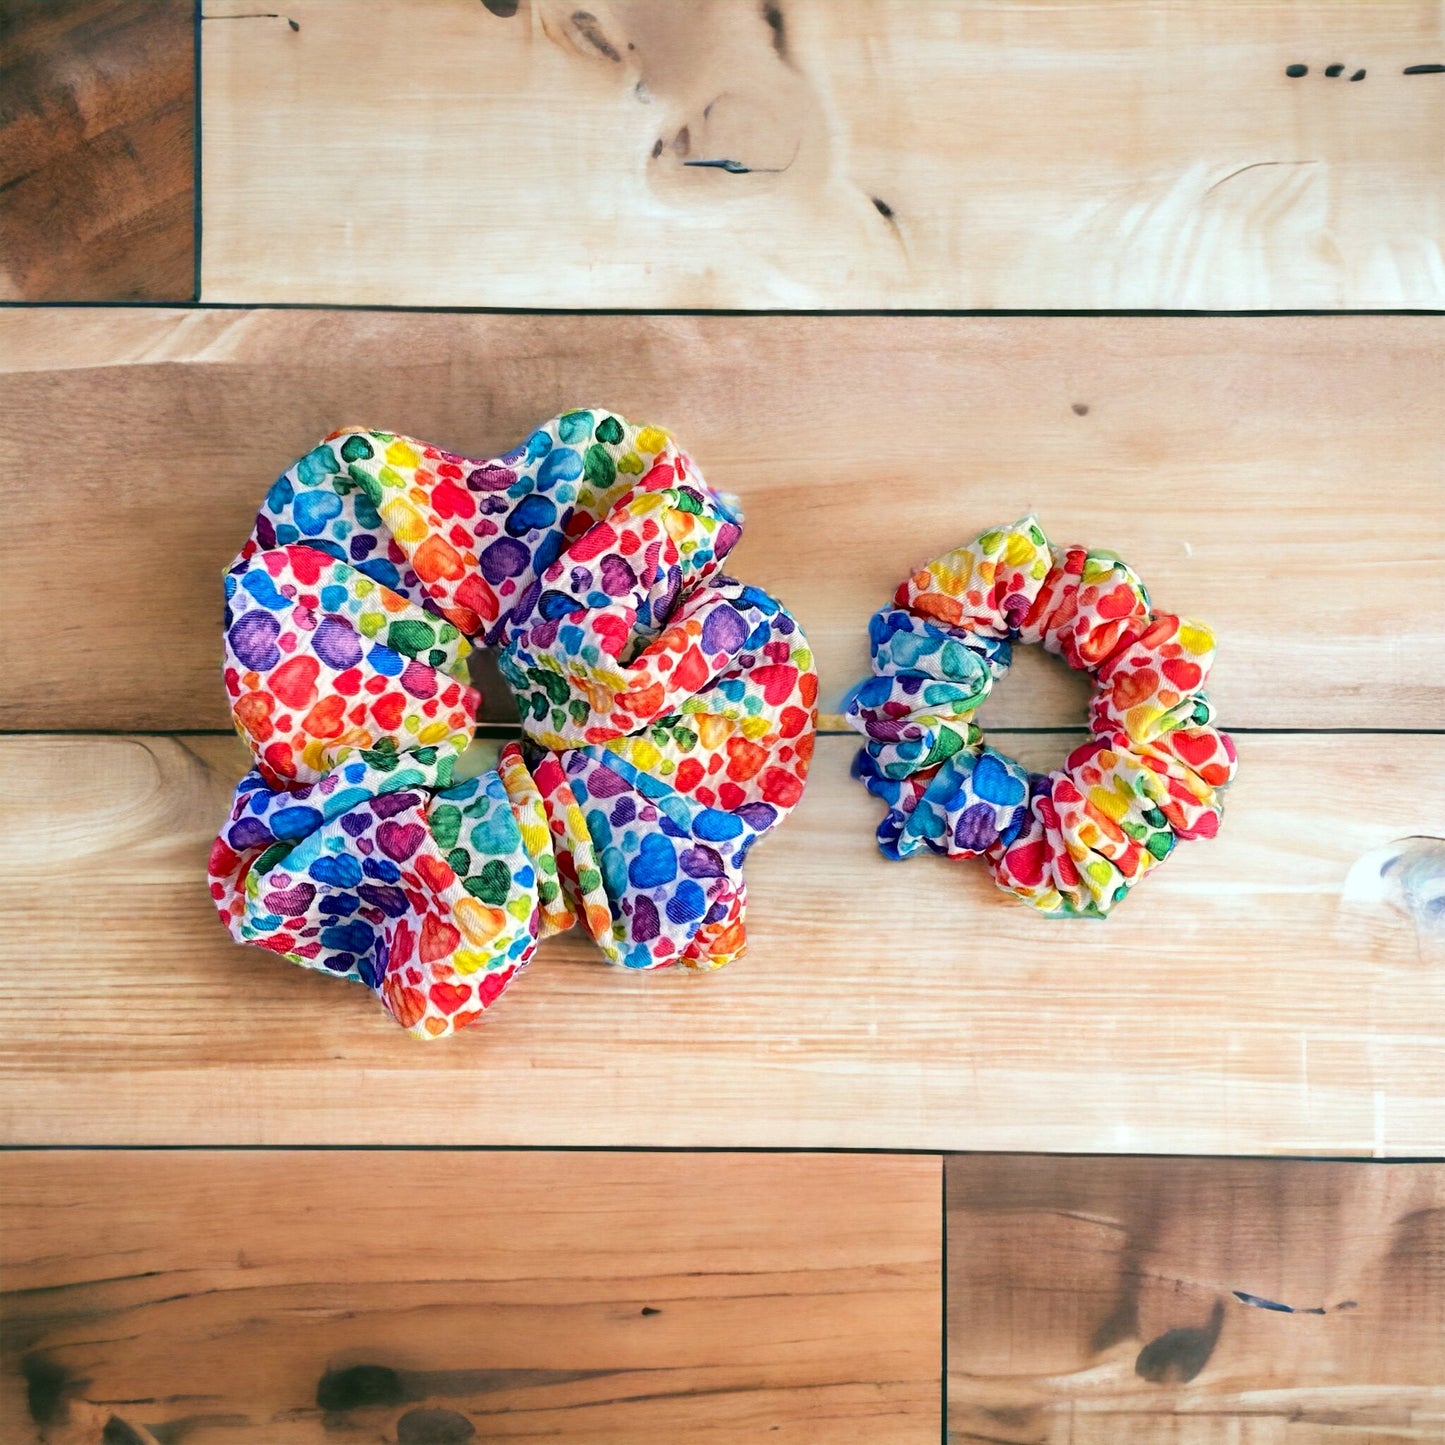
xmin=211 ymin=411 xmax=817 ymax=1039
xmin=848 ymin=516 xmax=1236 ymax=918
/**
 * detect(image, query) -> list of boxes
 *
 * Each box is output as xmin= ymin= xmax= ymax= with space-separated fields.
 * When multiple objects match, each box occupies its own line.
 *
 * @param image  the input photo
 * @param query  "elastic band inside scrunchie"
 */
xmin=209 ymin=411 xmax=818 ymax=1038
xmin=845 ymin=516 xmax=1236 ymax=918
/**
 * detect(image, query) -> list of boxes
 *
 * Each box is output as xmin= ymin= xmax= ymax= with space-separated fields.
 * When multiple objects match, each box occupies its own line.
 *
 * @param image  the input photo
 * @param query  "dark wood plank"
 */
xmin=946 ymin=1156 xmax=1445 ymax=1444
xmin=0 ymin=0 xmax=194 ymax=300
xmin=0 ymin=1150 xmax=942 ymax=1443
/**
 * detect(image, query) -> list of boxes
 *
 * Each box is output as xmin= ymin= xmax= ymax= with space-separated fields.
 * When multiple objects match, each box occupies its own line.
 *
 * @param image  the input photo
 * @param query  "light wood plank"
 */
xmin=0 ymin=0 xmax=195 ymax=301
xmin=945 ymin=1156 xmax=1445 ymax=1444
xmin=198 ymin=0 xmax=1445 ymax=308
xmin=0 ymin=1150 xmax=941 ymax=1443
xmin=1 ymin=732 xmax=1442 ymax=1152
xmin=1 ymin=309 xmax=1440 ymax=731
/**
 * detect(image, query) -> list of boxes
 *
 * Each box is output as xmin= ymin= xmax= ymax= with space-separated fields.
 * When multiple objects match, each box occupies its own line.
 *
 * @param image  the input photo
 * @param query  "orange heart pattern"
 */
xmin=210 ymin=411 xmax=817 ymax=1038
xmin=844 ymin=516 xmax=1235 ymax=917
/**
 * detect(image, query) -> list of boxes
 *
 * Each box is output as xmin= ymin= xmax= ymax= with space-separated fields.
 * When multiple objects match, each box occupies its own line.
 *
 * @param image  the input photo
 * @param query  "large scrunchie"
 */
xmin=209 ymin=411 xmax=817 ymax=1037
xmin=845 ymin=516 xmax=1236 ymax=918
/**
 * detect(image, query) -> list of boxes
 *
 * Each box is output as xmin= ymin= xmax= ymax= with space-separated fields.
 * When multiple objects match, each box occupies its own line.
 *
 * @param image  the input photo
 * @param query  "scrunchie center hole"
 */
xmin=972 ymin=645 xmax=1093 ymax=763
xmin=447 ymin=650 xmax=527 ymax=780
xmin=468 ymin=645 xmax=521 ymax=728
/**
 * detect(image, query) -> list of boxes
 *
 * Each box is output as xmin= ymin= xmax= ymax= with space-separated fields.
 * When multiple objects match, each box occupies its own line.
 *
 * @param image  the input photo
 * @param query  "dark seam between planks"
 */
xmin=5 ymin=727 xmax=1445 ymax=739
xmin=193 ymin=0 xmax=203 ymax=303
xmin=0 ymin=302 xmax=1442 ymax=317
xmin=940 ymin=1159 xmax=948 ymax=1445
xmin=3 ymin=1146 xmax=1444 ymax=1161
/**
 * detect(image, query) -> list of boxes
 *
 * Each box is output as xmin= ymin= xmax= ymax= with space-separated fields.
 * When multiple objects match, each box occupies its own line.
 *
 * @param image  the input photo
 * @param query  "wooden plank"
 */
xmin=945 ymin=1155 xmax=1445 ymax=1444
xmin=0 ymin=1149 xmax=941 ymax=1443
xmin=197 ymin=0 xmax=1445 ymax=309
xmin=0 ymin=0 xmax=194 ymax=301
xmin=1 ymin=309 xmax=1440 ymax=732
xmin=2 ymin=731 xmax=1443 ymax=1152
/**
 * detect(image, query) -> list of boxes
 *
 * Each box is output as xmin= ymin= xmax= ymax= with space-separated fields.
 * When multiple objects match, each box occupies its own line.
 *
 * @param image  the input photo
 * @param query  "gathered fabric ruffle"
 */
xmin=210 ymin=411 xmax=817 ymax=1037
xmin=845 ymin=516 xmax=1235 ymax=917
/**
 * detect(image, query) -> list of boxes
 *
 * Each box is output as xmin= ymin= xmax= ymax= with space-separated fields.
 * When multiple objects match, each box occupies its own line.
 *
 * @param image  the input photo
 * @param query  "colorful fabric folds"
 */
xmin=210 ymin=411 xmax=817 ymax=1037
xmin=845 ymin=517 xmax=1236 ymax=917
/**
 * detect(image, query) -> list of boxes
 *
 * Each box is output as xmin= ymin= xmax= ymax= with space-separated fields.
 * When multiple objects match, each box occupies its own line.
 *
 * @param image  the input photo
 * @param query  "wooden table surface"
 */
xmin=0 ymin=0 xmax=194 ymax=301
xmin=196 ymin=0 xmax=1445 ymax=309
xmin=2 ymin=1151 xmax=943 ymax=1443
xmin=946 ymin=1156 xmax=1445 ymax=1443
xmin=1 ymin=4 xmax=1442 ymax=1442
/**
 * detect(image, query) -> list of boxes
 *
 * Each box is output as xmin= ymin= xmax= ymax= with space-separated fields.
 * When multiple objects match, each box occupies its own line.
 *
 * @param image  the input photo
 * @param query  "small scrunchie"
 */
xmin=209 ymin=410 xmax=818 ymax=1037
xmin=845 ymin=516 xmax=1236 ymax=917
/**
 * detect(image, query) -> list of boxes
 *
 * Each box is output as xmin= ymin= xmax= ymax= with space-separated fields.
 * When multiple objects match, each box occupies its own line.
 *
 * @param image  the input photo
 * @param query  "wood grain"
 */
xmin=0 ymin=0 xmax=194 ymax=301
xmin=945 ymin=1155 xmax=1445 ymax=1444
xmin=2 ymin=309 xmax=1441 ymax=732
xmin=2 ymin=730 xmax=1442 ymax=1152
xmin=0 ymin=1150 xmax=941 ymax=1443
xmin=198 ymin=0 xmax=1445 ymax=308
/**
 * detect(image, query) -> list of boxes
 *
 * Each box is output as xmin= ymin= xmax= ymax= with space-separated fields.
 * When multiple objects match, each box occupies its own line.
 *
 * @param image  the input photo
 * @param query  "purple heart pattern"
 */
xmin=845 ymin=517 xmax=1236 ymax=918
xmin=210 ymin=411 xmax=817 ymax=1038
